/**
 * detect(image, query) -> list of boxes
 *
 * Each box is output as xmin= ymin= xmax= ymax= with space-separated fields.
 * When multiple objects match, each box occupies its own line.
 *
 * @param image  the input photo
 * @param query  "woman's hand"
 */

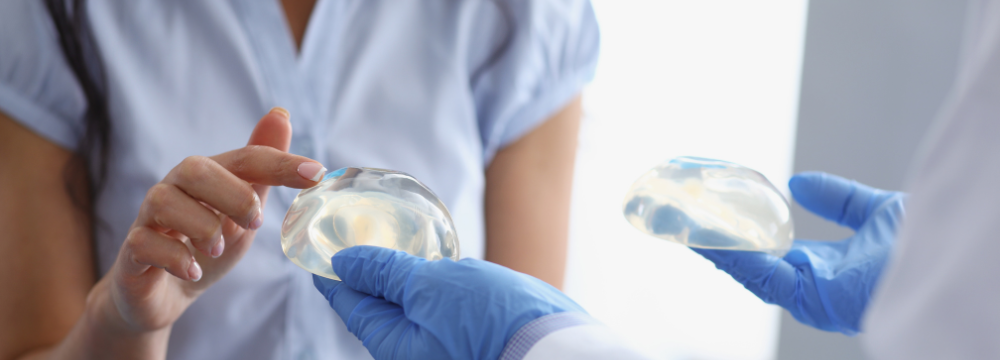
xmin=80 ymin=108 xmax=327 ymax=356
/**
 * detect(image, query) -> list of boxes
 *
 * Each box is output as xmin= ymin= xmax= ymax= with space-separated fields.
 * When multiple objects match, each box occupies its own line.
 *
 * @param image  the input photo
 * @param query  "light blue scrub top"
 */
xmin=0 ymin=1 xmax=598 ymax=359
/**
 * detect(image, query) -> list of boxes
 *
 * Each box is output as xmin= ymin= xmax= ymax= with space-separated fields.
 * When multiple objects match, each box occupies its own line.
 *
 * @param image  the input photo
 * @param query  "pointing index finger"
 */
xmin=209 ymin=146 xmax=326 ymax=189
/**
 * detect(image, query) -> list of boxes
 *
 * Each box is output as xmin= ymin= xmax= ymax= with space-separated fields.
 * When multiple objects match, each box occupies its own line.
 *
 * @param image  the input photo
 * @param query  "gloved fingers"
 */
xmin=315 ymin=273 xmax=411 ymax=348
xmin=691 ymin=248 xmax=798 ymax=305
xmin=789 ymin=172 xmax=890 ymax=231
xmin=865 ymin=197 xmax=907 ymax=241
xmin=314 ymin=274 xmax=379 ymax=327
xmin=313 ymin=274 xmax=343 ymax=300
xmin=331 ymin=246 xmax=426 ymax=305
xmin=783 ymin=242 xmax=843 ymax=274
xmin=314 ymin=275 xmax=367 ymax=319
xmin=348 ymin=297 xmax=411 ymax=353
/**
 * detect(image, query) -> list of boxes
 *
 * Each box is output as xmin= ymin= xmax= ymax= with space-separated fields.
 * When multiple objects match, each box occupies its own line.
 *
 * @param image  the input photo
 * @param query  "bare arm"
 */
xmin=2 ymin=112 xmax=182 ymax=360
xmin=484 ymin=96 xmax=583 ymax=289
xmin=0 ymin=113 xmax=96 ymax=359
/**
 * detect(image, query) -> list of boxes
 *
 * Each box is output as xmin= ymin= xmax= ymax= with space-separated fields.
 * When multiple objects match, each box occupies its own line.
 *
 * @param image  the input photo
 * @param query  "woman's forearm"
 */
xmin=18 ymin=279 xmax=171 ymax=360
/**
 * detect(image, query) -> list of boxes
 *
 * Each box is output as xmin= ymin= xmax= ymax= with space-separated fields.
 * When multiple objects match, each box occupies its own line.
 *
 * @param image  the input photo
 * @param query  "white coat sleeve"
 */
xmin=498 ymin=313 xmax=652 ymax=360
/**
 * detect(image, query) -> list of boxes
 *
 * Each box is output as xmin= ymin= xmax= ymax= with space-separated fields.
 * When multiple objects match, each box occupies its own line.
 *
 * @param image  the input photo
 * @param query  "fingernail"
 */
xmin=270 ymin=107 xmax=290 ymax=120
xmin=210 ymin=236 xmax=225 ymax=258
xmin=189 ymin=259 xmax=203 ymax=282
xmin=298 ymin=162 xmax=327 ymax=182
xmin=248 ymin=192 xmax=263 ymax=230
xmin=250 ymin=210 xmax=263 ymax=230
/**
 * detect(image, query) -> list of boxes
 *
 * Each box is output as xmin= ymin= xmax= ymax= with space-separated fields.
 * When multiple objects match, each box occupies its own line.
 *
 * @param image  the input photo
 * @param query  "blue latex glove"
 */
xmin=313 ymin=246 xmax=586 ymax=360
xmin=693 ymin=172 xmax=905 ymax=335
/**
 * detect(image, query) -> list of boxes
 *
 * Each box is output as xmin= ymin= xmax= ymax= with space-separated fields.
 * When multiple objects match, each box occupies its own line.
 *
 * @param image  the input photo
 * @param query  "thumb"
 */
xmin=313 ymin=275 xmax=414 ymax=355
xmin=313 ymin=275 xmax=369 ymax=325
xmin=789 ymin=172 xmax=892 ymax=231
xmin=332 ymin=246 xmax=427 ymax=305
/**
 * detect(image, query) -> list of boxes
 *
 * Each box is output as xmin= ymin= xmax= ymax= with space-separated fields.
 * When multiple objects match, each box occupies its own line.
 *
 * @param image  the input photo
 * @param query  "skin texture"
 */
xmin=485 ymin=96 xmax=583 ymax=289
xmin=281 ymin=0 xmax=317 ymax=52
xmin=0 ymin=114 xmax=94 ymax=360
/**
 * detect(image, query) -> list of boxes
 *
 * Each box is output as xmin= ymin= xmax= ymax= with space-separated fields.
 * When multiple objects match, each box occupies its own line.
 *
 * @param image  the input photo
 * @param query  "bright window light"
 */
xmin=565 ymin=1 xmax=808 ymax=359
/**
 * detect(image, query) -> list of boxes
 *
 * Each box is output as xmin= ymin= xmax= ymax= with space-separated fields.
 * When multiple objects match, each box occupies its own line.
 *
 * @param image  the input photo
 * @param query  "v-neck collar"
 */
xmin=231 ymin=0 xmax=300 ymax=106
xmin=230 ymin=0 xmax=341 ymax=129
xmin=292 ymin=0 xmax=325 ymax=63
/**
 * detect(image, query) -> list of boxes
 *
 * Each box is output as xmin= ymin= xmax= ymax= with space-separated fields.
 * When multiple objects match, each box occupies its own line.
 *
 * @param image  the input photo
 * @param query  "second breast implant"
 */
xmin=281 ymin=167 xmax=460 ymax=280
xmin=623 ymin=157 xmax=794 ymax=256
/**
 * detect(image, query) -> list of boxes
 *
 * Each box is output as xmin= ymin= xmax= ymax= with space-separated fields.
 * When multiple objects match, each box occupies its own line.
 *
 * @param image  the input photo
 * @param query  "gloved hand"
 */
xmin=693 ymin=172 xmax=906 ymax=335
xmin=313 ymin=246 xmax=586 ymax=360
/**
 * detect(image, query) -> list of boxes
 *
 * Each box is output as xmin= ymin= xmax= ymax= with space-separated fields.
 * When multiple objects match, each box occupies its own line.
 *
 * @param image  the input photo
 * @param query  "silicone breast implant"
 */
xmin=622 ymin=157 xmax=794 ymax=256
xmin=281 ymin=167 xmax=460 ymax=280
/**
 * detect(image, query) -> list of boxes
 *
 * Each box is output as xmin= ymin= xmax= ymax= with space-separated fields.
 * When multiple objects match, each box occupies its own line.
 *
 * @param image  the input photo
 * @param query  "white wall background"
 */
xmin=564 ymin=1 xmax=809 ymax=359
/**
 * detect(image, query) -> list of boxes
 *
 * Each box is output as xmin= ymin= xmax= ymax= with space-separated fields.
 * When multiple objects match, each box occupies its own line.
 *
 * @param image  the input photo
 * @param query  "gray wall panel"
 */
xmin=778 ymin=0 xmax=968 ymax=359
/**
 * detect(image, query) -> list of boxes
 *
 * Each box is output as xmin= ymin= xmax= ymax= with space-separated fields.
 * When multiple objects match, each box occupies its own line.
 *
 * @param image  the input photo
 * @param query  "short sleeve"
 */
xmin=472 ymin=0 xmax=600 ymax=165
xmin=0 ymin=0 xmax=86 ymax=150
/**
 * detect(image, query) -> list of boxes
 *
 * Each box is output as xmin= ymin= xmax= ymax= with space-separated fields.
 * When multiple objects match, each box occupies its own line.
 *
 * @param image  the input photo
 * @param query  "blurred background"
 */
xmin=565 ymin=0 xmax=969 ymax=359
